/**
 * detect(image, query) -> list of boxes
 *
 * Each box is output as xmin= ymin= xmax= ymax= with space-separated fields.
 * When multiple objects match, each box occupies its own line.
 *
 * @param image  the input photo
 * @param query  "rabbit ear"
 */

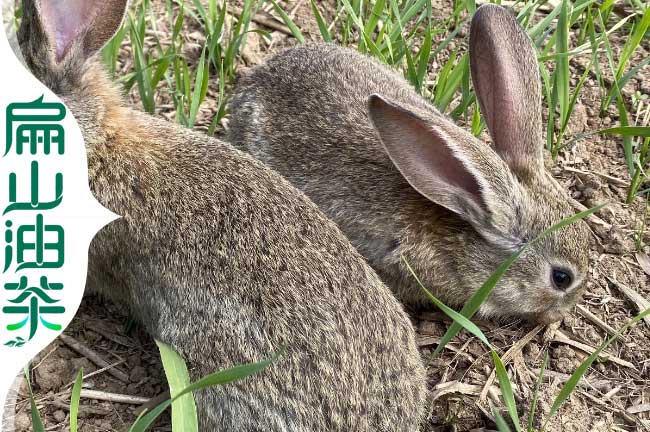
xmin=35 ymin=0 xmax=128 ymax=63
xmin=469 ymin=4 xmax=543 ymax=178
xmin=368 ymin=94 xmax=520 ymax=232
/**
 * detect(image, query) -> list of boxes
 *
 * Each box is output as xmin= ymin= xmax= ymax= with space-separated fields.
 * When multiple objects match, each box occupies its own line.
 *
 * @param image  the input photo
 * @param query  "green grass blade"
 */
xmin=432 ymin=249 xmax=521 ymax=357
xmin=616 ymin=93 xmax=634 ymax=176
xmin=528 ymin=2 xmax=561 ymax=40
xmin=70 ymin=368 xmax=84 ymax=432
xmin=24 ymin=365 xmax=45 ymax=432
xmin=403 ymin=43 xmax=418 ymax=89
xmin=470 ymin=101 xmax=483 ymax=136
xmin=437 ymin=52 xmax=468 ymax=113
xmin=208 ymin=62 xmax=227 ymax=136
xmin=341 ymin=0 xmax=385 ymax=61
xmin=594 ymin=11 xmax=634 ymax=178
xmin=616 ymin=8 xmax=650 ymax=80
xmin=364 ymin=0 xmax=387 ymax=38
xmin=466 ymin=0 xmax=477 ymax=15
xmin=157 ymin=341 xmax=198 ymax=432
xmin=402 ymin=257 xmax=492 ymax=349
xmin=310 ymin=0 xmax=333 ymax=42
xmin=493 ymin=407 xmax=514 ymax=432
xmin=129 ymin=349 xmax=283 ymax=432
xmin=128 ymin=13 xmax=155 ymax=113
xmin=614 ymin=56 xmax=650 ymax=99
xmin=400 ymin=0 xmax=428 ymax=24
xmin=492 ymin=351 xmax=522 ymax=432
xmin=172 ymin=2 xmax=185 ymax=39
xmin=191 ymin=0 xmax=209 ymax=27
xmin=101 ymin=25 xmax=126 ymax=77
xmin=545 ymin=308 xmax=650 ymax=426
xmin=538 ymin=62 xmax=555 ymax=152
xmin=189 ymin=44 xmax=209 ymax=128
xmin=269 ymin=0 xmax=305 ymax=43
xmin=557 ymin=59 xmax=593 ymax=148
xmin=599 ymin=126 xmax=650 ymax=137
xmin=601 ymin=12 xmax=650 ymax=109
xmin=556 ymin=0 xmax=571 ymax=128
xmin=433 ymin=46 xmax=459 ymax=106
xmin=433 ymin=205 xmax=604 ymax=357
xmin=150 ymin=49 xmax=173 ymax=91
xmin=415 ymin=26 xmax=432 ymax=93
xmin=527 ymin=352 xmax=548 ymax=432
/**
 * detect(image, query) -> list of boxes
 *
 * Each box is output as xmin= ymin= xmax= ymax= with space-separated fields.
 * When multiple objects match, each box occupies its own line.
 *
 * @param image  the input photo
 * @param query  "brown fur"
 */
xmin=227 ymin=5 xmax=591 ymax=324
xmin=18 ymin=0 xmax=427 ymax=429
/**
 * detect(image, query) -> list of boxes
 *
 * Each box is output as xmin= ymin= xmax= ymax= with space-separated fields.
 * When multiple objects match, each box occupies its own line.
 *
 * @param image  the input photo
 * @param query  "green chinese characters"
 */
xmin=3 ymin=96 xmax=67 ymax=347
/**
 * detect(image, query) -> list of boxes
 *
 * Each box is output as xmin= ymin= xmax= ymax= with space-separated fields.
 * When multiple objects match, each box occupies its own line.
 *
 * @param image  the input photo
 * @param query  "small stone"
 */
xmin=130 ymin=365 xmax=147 ymax=383
xmin=554 ymin=356 xmax=577 ymax=374
xmin=582 ymin=187 xmax=597 ymax=199
xmin=585 ymin=327 xmax=601 ymax=344
xmin=70 ymin=357 xmax=93 ymax=376
xmin=34 ymin=357 xmax=70 ymax=391
xmin=14 ymin=411 xmax=31 ymax=430
xmin=128 ymin=354 xmax=142 ymax=368
xmin=525 ymin=342 xmax=540 ymax=359
xmin=53 ymin=410 xmax=66 ymax=422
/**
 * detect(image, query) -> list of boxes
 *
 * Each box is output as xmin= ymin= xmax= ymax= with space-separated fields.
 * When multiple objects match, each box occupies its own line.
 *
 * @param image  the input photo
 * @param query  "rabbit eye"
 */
xmin=551 ymin=269 xmax=572 ymax=291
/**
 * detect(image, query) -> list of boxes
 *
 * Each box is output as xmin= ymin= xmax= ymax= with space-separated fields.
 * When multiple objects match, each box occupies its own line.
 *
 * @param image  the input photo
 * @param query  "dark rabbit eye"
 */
xmin=551 ymin=269 xmax=572 ymax=291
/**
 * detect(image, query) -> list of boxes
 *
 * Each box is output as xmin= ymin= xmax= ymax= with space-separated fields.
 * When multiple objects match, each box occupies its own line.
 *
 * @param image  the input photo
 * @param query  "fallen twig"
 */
xmin=58 ymin=333 xmax=129 ymax=383
xmin=552 ymin=330 xmax=635 ymax=369
xmin=579 ymin=390 xmax=640 ymax=426
xmin=79 ymin=390 xmax=149 ymax=405
xmin=576 ymin=304 xmax=621 ymax=339
xmin=607 ymin=276 xmax=650 ymax=326
xmin=431 ymin=380 xmax=501 ymax=402
xmin=231 ymin=6 xmax=293 ymax=36
xmin=50 ymin=398 xmax=111 ymax=417
xmin=529 ymin=368 xmax=610 ymax=391
xmin=628 ymin=404 xmax=650 ymax=414
xmin=85 ymin=322 xmax=134 ymax=348
xmin=563 ymin=166 xmax=629 ymax=188
xmin=479 ymin=325 xmax=544 ymax=401
xmin=133 ymin=391 xmax=171 ymax=416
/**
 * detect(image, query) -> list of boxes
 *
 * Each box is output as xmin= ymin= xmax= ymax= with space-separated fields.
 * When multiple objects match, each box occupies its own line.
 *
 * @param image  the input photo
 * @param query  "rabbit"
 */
xmin=227 ymin=4 xmax=591 ymax=325
xmin=17 ymin=0 xmax=428 ymax=430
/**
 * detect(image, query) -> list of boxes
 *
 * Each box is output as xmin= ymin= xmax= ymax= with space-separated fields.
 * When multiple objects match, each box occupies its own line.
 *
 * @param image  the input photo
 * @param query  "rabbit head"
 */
xmin=17 ymin=0 xmax=127 ymax=147
xmin=367 ymin=4 xmax=590 ymax=323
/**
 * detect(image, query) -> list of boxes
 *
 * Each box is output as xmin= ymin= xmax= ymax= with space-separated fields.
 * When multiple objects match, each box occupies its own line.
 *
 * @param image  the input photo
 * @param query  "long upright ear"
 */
xmin=33 ymin=0 xmax=128 ymax=63
xmin=470 ymin=4 xmax=543 ymax=178
xmin=368 ymin=94 xmax=521 ymax=238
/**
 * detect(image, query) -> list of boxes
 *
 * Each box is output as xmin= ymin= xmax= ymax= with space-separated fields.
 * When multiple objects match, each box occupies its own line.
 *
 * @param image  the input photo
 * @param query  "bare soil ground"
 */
xmin=7 ymin=0 xmax=650 ymax=431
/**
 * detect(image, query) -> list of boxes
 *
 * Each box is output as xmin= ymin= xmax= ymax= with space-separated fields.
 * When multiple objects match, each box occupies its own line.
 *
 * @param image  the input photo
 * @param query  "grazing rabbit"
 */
xmin=17 ymin=0 xmax=427 ymax=430
xmin=228 ymin=4 xmax=591 ymax=324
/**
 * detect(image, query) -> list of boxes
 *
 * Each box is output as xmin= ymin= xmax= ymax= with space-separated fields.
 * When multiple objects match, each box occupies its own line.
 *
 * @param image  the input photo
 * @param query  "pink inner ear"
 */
xmin=368 ymin=96 xmax=485 ymax=213
xmin=40 ymin=0 xmax=100 ymax=62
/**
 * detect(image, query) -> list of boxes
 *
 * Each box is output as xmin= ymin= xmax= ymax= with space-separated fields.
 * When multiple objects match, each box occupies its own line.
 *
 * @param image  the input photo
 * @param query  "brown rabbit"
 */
xmin=228 ymin=4 xmax=590 ymax=324
xmin=17 ymin=0 xmax=427 ymax=429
